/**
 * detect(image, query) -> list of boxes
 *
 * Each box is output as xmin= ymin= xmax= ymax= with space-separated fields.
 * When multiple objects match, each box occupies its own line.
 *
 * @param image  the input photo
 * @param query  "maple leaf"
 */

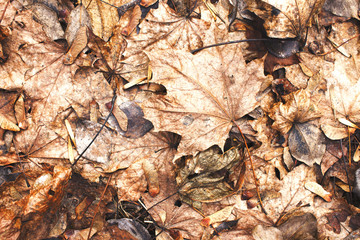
xmin=141 ymin=36 xmax=269 ymax=155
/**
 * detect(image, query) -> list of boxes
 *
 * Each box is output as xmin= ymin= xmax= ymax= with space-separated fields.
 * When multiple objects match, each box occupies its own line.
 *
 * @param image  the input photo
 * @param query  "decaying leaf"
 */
xmin=0 ymin=89 xmax=20 ymax=132
xmin=20 ymin=165 xmax=71 ymax=218
xmin=259 ymin=0 xmax=325 ymax=38
xmin=143 ymin=159 xmax=159 ymax=197
xmin=201 ymin=205 xmax=234 ymax=227
xmin=142 ymin=38 xmax=268 ymax=155
xmin=270 ymin=89 xmax=322 ymax=135
xmin=288 ymin=122 xmax=326 ymax=166
xmin=305 ymin=181 xmax=332 ymax=202
xmin=31 ymin=3 xmax=65 ymax=41
xmin=175 ymin=146 xmax=245 ymax=207
xmin=82 ymin=0 xmax=122 ymax=41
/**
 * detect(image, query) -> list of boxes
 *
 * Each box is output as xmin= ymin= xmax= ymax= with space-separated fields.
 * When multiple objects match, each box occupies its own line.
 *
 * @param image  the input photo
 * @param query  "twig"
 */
xmin=72 ymin=94 xmax=117 ymax=167
xmin=233 ymin=120 xmax=267 ymax=214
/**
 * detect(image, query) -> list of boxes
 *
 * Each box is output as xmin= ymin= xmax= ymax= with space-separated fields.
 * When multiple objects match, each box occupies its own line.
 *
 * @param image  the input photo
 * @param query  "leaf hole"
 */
xmin=275 ymin=167 xmax=281 ymax=180
xmin=174 ymin=199 xmax=182 ymax=207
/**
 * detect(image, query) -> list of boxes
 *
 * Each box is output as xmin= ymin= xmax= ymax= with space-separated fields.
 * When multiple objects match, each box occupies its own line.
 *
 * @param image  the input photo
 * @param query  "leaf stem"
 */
xmin=72 ymin=94 xmax=117 ymax=167
xmin=232 ymin=120 xmax=267 ymax=214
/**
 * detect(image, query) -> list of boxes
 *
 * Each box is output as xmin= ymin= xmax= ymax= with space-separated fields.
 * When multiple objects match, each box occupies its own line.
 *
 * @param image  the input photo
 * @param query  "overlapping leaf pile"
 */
xmin=1 ymin=0 xmax=360 ymax=239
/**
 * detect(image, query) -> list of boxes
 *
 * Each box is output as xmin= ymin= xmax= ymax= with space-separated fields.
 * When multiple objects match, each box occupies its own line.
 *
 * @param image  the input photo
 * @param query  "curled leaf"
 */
xmin=176 ymin=146 xmax=245 ymax=207
xmin=270 ymin=90 xmax=322 ymax=135
xmin=305 ymin=181 xmax=332 ymax=202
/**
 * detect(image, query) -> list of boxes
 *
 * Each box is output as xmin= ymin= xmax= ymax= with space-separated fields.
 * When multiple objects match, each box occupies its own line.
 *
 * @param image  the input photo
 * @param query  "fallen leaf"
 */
xmin=270 ymin=89 xmax=322 ymax=135
xmin=288 ymin=122 xmax=326 ymax=166
xmin=31 ymin=3 xmax=65 ymax=41
xmin=0 ymin=89 xmax=20 ymax=132
xmin=305 ymin=181 xmax=332 ymax=202
xmin=82 ymin=0 xmax=123 ymax=41
xmin=142 ymin=36 xmax=268 ymax=155
xmin=260 ymin=0 xmax=325 ymax=38
xmin=176 ymin=146 xmax=245 ymax=207
xmin=201 ymin=205 xmax=234 ymax=227
xmin=20 ymin=166 xmax=71 ymax=219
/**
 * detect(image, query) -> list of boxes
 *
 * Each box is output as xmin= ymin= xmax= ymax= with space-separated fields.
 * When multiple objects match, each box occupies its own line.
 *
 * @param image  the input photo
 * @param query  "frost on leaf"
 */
xmin=142 ymin=42 xmax=268 ymax=155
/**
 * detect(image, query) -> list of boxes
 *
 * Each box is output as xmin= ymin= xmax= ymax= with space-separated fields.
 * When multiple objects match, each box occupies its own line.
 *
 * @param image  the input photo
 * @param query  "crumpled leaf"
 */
xmin=31 ymin=3 xmax=65 ymax=41
xmin=107 ymin=218 xmax=151 ymax=240
xmin=259 ymin=0 xmax=325 ymax=38
xmin=65 ymin=5 xmax=92 ymax=47
xmin=288 ymin=122 xmax=326 ymax=166
xmin=0 ymin=89 xmax=20 ymax=132
xmin=20 ymin=165 xmax=71 ymax=219
xmin=142 ymin=154 xmax=204 ymax=239
xmin=277 ymin=212 xmax=318 ymax=240
xmin=175 ymin=146 xmax=245 ymax=207
xmin=106 ymin=100 xmax=154 ymax=138
xmin=323 ymin=0 xmax=359 ymax=19
xmin=142 ymin=36 xmax=268 ymax=155
xmin=82 ymin=0 xmax=124 ymax=41
xmin=270 ymin=89 xmax=322 ymax=135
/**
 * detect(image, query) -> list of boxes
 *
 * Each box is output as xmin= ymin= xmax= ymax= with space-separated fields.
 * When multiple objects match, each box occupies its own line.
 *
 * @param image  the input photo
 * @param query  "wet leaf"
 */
xmin=288 ymin=122 xmax=326 ymax=166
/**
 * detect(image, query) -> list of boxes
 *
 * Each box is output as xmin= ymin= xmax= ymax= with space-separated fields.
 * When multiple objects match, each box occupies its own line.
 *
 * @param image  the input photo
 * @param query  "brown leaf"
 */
xmin=82 ymin=0 xmax=124 ymax=41
xmin=288 ymin=122 xmax=326 ymax=166
xmin=65 ymin=5 xmax=92 ymax=47
xmin=31 ymin=3 xmax=65 ymax=41
xmin=0 ymin=89 xmax=20 ymax=131
xmin=176 ymin=146 xmax=245 ymax=206
xmin=142 ymin=37 xmax=268 ymax=155
xmin=20 ymin=165 xmax=71 ymax=219
xmin=270 ymin=90 xmax=322 ymax=135
xmin=64 ymin=26 xmax=88 ymax=65
xmin=260 ymin=0 xmax=325 ymax=38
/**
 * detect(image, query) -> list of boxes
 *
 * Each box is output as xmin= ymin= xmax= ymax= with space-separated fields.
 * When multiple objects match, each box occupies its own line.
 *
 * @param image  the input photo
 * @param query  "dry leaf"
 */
xmin=288 ymin=122 xmax=326 ymax=166
xmin=201 ymin=205 xmax=234 ymax=227
xmin=31 ymin=3 xmax=65 ymax=41
xmin=260 ymin=0 xmax=325 ymax=38
xmin=142 ymin=37 xmax=268 ymax=155
xmin=176 ymin=146 xmax=245 ymax=207
xmin=65 ymin=5 xmax=92 ymax=47
xmin=305 ymin=181 xmax=332 ymax=202
xmin=0 ymin=89 xmax=20 ymax=132
xmin=20 ymin=166 xmax=71 ymax=218
xmin=270 ymin=89 xmax=322 ymax=135
xmin=82 ymin=0 xmax=123 ymax=41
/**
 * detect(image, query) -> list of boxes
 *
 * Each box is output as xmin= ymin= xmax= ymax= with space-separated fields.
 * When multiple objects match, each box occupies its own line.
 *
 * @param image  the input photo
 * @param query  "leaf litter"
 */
xmin=1 ymin=0 xmax=360 ymax=239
